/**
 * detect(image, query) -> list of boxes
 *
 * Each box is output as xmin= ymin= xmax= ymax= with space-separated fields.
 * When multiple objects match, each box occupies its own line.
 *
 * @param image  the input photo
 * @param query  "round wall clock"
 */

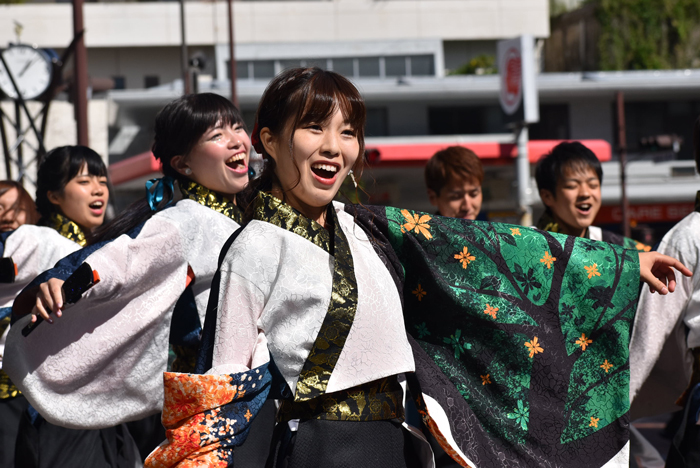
xmin=0 ymin=44 xmax=54 ymax=101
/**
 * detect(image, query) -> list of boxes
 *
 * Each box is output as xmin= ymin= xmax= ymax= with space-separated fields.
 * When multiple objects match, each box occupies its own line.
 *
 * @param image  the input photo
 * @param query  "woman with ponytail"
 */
xmin=4 ymin=93 xmax=253 ymax=460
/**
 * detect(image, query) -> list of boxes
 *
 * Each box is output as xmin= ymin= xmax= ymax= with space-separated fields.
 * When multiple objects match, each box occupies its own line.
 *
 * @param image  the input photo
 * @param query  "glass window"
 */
xmin=144 ymin=75 xmax=160 ymax=89
xmin=333 ymin=58 xmax=354 ymax=77
xmin=409 ymin=55 xmax=435 ymax=76
xmin=236 ymin=61 xmax=250 ymax=79
xmin=304 ymin=58 xmax=327 ymax=70
xmin=385 ymin=56 xmax=407 ymax=77
xmin=280 ymin=59 xmax=302 ymax=70
xmin=253 ymin=60 xmax=275 ymax=79
xmin=366 ymin=108 xmax=388 ymax=137
xmin=112 ymin=76 xmax=125 ymax=90
xmin=358 ymin=57 xmax=380 ymax=77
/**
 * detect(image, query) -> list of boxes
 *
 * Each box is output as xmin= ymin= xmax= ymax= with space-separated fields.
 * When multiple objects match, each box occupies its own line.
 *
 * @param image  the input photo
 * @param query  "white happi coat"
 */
xmin=4 ymin=200 xmax=240 ymax=429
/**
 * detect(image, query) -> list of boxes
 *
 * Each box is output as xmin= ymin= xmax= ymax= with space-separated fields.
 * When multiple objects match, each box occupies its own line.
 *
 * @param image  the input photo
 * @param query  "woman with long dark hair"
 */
xmin=146 ymin=68 xmax=690 ymax=468
xmin=5 ymin=93 xmax=254 ymax=463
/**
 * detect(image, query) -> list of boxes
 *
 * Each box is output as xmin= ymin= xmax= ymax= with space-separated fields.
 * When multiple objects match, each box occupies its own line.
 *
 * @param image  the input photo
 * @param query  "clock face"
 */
xmin=0 ymin=45 xmax=53 ymax=101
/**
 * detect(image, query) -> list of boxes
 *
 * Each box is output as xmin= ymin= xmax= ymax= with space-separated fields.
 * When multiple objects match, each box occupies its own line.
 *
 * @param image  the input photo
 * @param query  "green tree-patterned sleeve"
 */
xmin=384 ymin=206 xmax=640 ymax=467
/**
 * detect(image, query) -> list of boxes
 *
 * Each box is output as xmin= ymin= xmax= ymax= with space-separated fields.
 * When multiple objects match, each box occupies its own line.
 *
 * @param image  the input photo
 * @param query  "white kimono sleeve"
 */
xmin=630 ymin=218 xmax=699 ymax=419
xmin=0 ymin=225 xmax=80 ymax=308
xmin=4 ymin=215 xmax=190 ymax=429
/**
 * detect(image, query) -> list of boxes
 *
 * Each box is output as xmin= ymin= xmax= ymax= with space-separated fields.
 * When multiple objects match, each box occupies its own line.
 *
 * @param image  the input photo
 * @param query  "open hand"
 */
xmin=639 ymin=251 xmax=692 ymax=294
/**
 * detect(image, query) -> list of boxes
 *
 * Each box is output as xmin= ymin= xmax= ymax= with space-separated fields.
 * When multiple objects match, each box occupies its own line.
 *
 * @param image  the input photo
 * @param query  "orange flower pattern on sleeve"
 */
xmin=400 ymin=209 xmax=433 ymax=240
xmin=540 ymin=251 xmax=556 ymax=269
xmin=584 ymin=263 xmax=601 ymax=279
xmin=454 ymin=247 xmax=476 ymax=269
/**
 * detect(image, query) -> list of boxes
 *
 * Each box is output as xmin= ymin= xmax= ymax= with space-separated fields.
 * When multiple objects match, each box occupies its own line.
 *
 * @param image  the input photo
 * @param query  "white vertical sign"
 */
xmin=498 ymin=35 xmax=539 ymax=124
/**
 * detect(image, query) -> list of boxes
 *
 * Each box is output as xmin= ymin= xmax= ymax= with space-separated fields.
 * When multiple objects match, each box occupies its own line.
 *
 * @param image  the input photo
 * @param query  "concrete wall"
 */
xmin=1 ymin=0 xmax=550 ymax=49
xmin=82 ymin=45 xmax=216 ymax=90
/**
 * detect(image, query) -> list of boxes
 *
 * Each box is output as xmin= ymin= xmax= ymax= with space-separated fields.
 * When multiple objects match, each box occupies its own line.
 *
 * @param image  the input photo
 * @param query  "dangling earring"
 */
xmin=348 ymin=169 xmax=357 ymax=188
xmin=184 ymin=168 xmax=192 ymax=175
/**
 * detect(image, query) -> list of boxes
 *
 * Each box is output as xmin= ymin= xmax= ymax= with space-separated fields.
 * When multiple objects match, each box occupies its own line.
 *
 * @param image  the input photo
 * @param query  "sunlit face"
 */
xmin=540 ymin=166 xmax=601 ymax=237
xmin=179 ymin=122 xmax=250 ymax=200
xmin=428 ymin=177 xmax=483 ymax=220
xmin=0 ymin=188 xmax=28 ymax=232
xmin=263 ymin=107 xmax=360 ymax=226
xmin=48 ymin=163 xmax=109 ymax=231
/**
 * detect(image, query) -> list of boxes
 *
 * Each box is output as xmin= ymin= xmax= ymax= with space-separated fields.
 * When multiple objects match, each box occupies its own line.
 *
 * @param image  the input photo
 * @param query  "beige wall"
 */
xmin=1 ymin=0 xmax=549 ymax=49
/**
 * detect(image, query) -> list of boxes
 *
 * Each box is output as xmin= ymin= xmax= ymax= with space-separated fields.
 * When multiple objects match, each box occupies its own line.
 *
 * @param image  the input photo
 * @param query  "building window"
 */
xmin=358 ymin=57 xmax=380 ymax=77
xmin=529 ymin=105 xmax=570 ymax=140
xmin=385 ymin=56 xmax=408 ymax=77
xmin=303 ymin=58 xmax=328 ymax=69
xmin=366 ymin=108 xmax=388 ymax=137
xmin=144 ymin=75 xmax=160 ymax=89
xmin=332 ymin=58 xmax=355 ymax=77
xmin=253 ymin=60 xmax=275 ymax=79
xmin=280 ymin=59 xmax=302 ymax=71
xmin=112 ymin=76 xmax=125 ymax=90
xmin=409 ymin=55 xmax=434 ymax=76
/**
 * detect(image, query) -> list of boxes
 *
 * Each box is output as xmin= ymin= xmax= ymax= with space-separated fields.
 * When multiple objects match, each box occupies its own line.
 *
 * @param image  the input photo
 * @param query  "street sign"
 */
xmin=498 ymin=35 xmax=539 ymax=124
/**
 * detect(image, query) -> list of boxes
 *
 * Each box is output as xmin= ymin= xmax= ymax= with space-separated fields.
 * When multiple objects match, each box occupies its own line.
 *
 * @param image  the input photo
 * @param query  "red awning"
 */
xmin=109 ymin=151 xmax=160 ymax=186
xmin=365 ymin=139 xmax=612 ymax=166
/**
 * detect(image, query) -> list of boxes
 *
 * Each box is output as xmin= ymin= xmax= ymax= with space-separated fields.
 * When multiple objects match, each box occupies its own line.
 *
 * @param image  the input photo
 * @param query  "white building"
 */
xmin=2 ymin=0 xmax=699 ymax=242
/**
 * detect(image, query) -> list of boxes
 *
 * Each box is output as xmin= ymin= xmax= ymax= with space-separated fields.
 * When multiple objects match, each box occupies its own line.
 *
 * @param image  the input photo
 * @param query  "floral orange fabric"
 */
xmin=145 ymin=364 xmax=271 ymax=468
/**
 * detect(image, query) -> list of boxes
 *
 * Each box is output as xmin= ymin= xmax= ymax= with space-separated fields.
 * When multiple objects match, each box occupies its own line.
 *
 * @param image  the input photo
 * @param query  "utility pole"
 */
xmin=179 ymin=0 xmax=190 ymax=95
xmin=227 ymin=0 xmax=238 ymax=108
xmin=616 ymin=91 xmax=631 ymax=238
xmin=72 ymin=0 xmax=89 ymax=146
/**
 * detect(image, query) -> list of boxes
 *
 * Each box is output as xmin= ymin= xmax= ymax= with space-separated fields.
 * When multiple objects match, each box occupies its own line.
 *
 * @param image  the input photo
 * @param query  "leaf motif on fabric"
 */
xmin=479 ymin=275 xmax=501 ymax=291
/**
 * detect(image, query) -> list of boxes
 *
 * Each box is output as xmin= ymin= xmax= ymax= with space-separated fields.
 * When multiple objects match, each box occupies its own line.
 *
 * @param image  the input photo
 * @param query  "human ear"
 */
xmin=427 ymin=189 xmax=439 ymax=207
xmin=170 ymin=155 xmax=191 ymax=177
xmin=47 ymin=190 xmax=62 ymax=206
xmin=539 ymin=189 xmax=555 ymax=208
xmin=260 ymin=127 xmax=279 ymax=162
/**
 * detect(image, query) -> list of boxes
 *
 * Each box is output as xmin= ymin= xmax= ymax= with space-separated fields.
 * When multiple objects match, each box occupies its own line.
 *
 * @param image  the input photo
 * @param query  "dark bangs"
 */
xmin=294 ymin=72 xmax=366 ymax=171
xmin=153 ymin=94 xmax=244 ymax=177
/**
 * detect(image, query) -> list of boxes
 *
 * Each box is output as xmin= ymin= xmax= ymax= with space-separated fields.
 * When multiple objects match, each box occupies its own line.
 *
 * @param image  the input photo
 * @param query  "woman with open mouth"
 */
xmin=4 ymin=93 xmax=265 ymax=465
xmin=143 ymin=68 xmax=690 ymax=468
xmin=0 ymin=146 xmax=125 ymax=467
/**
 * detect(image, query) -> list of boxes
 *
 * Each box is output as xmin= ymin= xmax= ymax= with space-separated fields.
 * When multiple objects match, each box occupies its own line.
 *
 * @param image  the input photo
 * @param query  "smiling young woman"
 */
xmin=4 ymin=93 xmax=259 ymax=465
xmin=140 ymin=69 xmax=690 ymax=468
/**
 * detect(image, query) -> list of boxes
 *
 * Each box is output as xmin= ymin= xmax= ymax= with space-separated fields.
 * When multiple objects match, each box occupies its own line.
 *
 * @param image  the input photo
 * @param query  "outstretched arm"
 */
xmin=638 ymin=251 xmax=692 ymax=295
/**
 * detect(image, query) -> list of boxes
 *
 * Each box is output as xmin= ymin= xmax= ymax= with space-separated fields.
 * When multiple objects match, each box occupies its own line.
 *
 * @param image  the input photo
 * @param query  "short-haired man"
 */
xmin=535 ymin=141 xmax=647 ymax=250
xmin=425 ymin=146 xmax=484 ymax=220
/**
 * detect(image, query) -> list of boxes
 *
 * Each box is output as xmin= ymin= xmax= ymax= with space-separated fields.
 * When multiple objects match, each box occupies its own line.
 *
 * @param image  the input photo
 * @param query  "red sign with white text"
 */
xmin=595 ymin=202 xmax=694 ymax=225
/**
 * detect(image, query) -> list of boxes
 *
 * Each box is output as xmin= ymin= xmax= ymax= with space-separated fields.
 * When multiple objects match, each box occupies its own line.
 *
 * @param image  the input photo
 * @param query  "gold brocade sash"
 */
xmin=278 ymin=376 xmax=404 ymax=422
xmin=179 ymin=181 xmax=244 ymax=224
xmin=252 ymin=192 xmax=359 ymax=403
xmin=49 ymin=213 xmax=87 ymax=246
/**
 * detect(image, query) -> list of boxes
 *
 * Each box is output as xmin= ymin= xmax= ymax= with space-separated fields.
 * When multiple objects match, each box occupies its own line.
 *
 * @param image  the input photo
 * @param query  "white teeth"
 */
xmin=311 ymin=163 xmax=338 ymax=173
xmin=91 ymin=201 xmax=103 ymax=208
xmin=226 ymin=153 xmax=245 ymax=164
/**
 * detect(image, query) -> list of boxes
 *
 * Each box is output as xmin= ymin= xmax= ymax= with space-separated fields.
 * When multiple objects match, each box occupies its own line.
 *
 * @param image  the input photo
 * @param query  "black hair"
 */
xmin=35 ymin=145 xmax=108 ymax=224
xmin=535 ymin=141 xmax=603 ymax=195
xmin=249 ymin=67 xmax=366 ymax=204
xmin=90 ymin=93 xmax=245 ymax=244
